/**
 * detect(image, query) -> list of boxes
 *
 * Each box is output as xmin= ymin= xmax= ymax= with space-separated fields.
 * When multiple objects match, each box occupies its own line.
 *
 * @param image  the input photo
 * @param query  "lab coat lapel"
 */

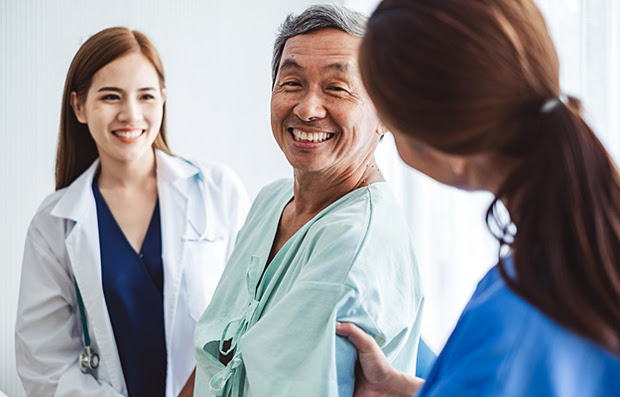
xmin=155 ymin=151 xmax=200 ymax=347
xmin=50 ymin=159 xmax=126 ymax=394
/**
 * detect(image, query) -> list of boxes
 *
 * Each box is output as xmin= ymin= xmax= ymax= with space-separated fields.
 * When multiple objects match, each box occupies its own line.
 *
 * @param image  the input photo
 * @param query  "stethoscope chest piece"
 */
xmin=79 ymin=346 xmax=99 ymax=374
xmin=74 ymin=278 xmax=99 ymax=374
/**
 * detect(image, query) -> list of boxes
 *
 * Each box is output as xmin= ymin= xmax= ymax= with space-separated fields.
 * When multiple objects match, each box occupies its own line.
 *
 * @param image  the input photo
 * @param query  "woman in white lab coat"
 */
xmin=15 ymin=27 xmax=249 ymax=397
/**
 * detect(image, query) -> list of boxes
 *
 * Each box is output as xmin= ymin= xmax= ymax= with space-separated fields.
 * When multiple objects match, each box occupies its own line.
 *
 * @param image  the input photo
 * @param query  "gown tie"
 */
xmin=209 ymin=256 xmax=262 ymax=396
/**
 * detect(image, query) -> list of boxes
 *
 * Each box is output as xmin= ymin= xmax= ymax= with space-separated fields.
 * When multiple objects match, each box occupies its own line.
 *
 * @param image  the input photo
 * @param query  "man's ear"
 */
xmin=70 ymin=92 xmax=87 ymax=124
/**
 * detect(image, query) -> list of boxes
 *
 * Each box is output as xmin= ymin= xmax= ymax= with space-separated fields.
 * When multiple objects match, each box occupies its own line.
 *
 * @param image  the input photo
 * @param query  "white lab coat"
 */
xmin=15 ymin=150 xmax=250 ymax=397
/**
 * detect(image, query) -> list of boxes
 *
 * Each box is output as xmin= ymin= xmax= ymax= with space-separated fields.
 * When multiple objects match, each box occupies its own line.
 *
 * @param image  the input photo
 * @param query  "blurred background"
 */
xmin=1 ymin=0 xmax=618 ymax=395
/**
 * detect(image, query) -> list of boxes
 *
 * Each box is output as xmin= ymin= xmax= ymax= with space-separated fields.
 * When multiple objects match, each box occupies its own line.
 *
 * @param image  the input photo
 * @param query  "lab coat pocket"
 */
xmin=185 ymin=239 xmax=229 ymax=321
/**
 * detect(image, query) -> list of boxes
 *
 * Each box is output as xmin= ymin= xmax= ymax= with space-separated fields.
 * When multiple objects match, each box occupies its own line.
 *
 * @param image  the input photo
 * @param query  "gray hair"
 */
xmin=271 ymin=4 xmax=368 ymax=86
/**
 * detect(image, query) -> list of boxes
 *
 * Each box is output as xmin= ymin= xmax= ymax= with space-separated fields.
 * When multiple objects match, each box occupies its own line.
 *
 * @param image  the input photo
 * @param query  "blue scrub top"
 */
xmin=417 ymin=257 xmax=620 ymax=396
xmin=93 ymin=182 xmax=166 ymax=397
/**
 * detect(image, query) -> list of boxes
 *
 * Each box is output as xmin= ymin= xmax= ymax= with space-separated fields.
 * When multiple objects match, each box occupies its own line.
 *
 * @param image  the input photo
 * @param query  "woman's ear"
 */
xmin=70 ymin=92 xmax=87 ymax=124
xmin=160 ymin=87 xmax=167 ymax=104
xmin=449 ymin=156 xmax=467 ymax=177
xmin=376 ymin=121 xmax=388 ymax=137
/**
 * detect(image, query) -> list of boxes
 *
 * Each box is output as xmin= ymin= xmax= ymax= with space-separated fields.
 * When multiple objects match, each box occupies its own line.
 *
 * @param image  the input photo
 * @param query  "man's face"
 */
xmin=270 ymin=28 xmax=384 ymax=177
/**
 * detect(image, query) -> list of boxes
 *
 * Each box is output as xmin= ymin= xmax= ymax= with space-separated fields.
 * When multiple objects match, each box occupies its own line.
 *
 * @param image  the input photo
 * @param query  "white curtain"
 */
xmin=348 ymin=0 xmax=620 ymax=353
xmin=538 ymin=0 xmax=620 ymax=163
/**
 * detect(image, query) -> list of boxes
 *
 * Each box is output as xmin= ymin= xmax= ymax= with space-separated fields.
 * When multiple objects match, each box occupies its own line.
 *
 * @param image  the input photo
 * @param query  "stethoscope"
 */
xmin=74 ymin=279 xmax=100 ymax=374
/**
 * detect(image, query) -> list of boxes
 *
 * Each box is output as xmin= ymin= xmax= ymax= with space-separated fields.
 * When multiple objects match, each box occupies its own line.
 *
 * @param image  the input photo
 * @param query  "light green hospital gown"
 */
xmin=193 ymin=179 xmax=424 ymax=396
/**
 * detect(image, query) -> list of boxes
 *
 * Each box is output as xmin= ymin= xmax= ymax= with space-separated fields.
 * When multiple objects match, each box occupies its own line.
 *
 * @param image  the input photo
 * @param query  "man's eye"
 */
xmin=327 ymin=86 xmax=345 ymax=92
xmin=282 ymin=81 xmax=301 ymax=87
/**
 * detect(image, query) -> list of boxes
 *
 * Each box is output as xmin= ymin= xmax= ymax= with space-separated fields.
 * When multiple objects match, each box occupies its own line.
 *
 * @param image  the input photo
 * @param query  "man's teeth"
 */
xmin=291 ymin=128 xmax=334 ymax=142
xmin=114 ymin=130 xmax=143 ymax=138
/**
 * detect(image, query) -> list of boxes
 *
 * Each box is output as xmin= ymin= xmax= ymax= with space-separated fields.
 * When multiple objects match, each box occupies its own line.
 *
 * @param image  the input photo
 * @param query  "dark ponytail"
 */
xmin=490 ymin=97 xmax=620 ymax=353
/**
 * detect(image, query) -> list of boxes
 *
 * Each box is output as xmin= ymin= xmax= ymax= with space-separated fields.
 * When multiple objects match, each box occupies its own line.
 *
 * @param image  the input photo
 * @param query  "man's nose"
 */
xmin=293 ymin=90 xmax=327 ymax=121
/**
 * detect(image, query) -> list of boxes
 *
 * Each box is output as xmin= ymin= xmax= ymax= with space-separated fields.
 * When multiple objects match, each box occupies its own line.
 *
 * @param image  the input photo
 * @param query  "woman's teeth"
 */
xmin=113 ymin=130 xmax=143 ymax=138
xmin=291 ymin=128 xmax=334 ymax=143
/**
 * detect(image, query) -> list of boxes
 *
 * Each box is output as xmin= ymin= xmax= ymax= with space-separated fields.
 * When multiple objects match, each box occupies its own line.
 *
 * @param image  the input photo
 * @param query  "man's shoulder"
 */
xmin=256 ymin=178 xmax=293 ymax=200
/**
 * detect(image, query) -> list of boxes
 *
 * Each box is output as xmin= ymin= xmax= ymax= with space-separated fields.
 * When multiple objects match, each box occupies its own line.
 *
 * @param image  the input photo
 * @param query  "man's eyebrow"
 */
xmin=324 ymin=62 xmax=350 ymax=73
xmin=278 ymin=59 xmax=352 ymax=74
xmin=279 ymin=59 xmax=302 ymax=72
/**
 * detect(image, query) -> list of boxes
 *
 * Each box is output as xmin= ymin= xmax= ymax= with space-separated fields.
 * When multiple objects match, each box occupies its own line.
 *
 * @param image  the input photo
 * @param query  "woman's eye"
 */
xmin=101 ymin=94 xmax=120 ymax=100
xmin=141 ymin=94 xmax=155 ymax=100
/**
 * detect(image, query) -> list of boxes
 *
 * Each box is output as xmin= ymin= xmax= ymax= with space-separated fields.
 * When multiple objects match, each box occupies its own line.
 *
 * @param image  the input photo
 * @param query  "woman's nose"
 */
xmin=118 ymin=98 xmax=144 ymax=123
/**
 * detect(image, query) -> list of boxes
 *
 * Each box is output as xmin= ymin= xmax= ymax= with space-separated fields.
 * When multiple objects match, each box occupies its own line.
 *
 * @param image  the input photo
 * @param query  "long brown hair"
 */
xmin=55 ymin=27 xmax=171 ymax=190
xmin=361 ymin=0 xmax=620 ymax=354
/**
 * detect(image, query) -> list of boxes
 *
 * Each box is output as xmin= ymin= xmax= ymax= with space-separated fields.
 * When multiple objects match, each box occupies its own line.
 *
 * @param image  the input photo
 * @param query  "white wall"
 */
xmin=0 ymin=1 xmax=339 ymax=395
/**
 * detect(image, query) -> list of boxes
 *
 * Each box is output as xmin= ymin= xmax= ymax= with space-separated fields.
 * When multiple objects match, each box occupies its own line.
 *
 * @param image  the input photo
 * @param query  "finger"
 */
xmin=336 ymin=322 xmax=382 ymax=355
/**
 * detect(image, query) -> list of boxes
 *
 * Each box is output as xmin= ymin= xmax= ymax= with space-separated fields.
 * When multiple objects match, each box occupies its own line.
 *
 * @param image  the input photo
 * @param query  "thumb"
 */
xmin=336 ymin=322 xmax=381 ymax=355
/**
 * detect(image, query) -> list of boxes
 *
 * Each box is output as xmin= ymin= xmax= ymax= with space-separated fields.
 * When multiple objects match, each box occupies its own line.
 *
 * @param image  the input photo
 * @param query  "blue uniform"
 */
xmin=194 ymin=179 xmax=424 ymax=397
xmin=93 ymin=182 xmax=166 ymax=397
xmin=418 ymin=258 xmax=620 ymax=396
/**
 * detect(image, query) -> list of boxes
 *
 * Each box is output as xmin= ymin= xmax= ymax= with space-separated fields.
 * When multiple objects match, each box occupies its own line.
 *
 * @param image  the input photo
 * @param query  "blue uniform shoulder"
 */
xmin=422 ymin=264 xmax=620 ymax=396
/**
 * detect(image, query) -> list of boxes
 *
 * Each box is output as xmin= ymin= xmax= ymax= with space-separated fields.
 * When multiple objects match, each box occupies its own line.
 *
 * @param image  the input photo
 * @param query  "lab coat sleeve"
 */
xmin=195 ymin=161 xmax=250 ymax=262
xmin=221 ymin=168 xmax=251 ymax=261
xmin=238 ymin=221 xmax=416 ymax=396
xmin=15 ymin=221 xmax=124 ymax=397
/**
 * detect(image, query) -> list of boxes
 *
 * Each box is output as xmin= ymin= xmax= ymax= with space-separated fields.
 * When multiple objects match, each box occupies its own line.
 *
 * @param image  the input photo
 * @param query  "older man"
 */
xmin=193 ymin=5 xmax=423 ymax=396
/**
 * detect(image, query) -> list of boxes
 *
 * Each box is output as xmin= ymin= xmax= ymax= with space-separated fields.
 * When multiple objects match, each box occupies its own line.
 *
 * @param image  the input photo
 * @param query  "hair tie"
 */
xmin=540 ymin=95 xmax=568 ymax=114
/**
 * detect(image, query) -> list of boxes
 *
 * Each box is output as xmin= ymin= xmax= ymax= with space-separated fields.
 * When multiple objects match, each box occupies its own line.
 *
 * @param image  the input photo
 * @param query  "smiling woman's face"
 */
xmin=71 ymin=52 xmax=165 ymax=167
xmin=270 ymin=28 xmax=384 ymax=177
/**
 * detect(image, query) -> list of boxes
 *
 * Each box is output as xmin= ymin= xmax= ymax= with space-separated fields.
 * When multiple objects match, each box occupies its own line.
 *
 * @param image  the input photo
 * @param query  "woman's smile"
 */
xmin=112 ymin=128 xmax=146 ymax=143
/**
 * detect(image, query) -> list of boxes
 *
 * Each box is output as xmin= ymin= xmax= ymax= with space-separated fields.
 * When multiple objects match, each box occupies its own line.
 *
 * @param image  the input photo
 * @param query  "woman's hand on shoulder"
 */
xmin=336 ymin=322 xmax=424 ymax=397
